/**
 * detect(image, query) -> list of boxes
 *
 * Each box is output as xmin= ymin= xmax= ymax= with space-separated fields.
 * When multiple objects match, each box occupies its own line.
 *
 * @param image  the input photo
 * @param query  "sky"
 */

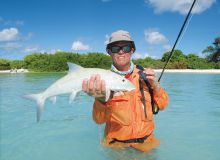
xmin=0 ymin=0 xmax=219 ymax=60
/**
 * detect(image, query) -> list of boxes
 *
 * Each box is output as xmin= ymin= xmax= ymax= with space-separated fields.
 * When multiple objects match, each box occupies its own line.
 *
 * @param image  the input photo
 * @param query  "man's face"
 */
xmin=108 ymin=41 xmax=134 ymax=70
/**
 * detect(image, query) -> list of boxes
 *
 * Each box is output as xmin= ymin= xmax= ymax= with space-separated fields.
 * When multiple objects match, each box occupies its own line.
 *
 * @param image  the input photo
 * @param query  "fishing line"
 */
xmin=158 ymin=0 xmax=197 ymax=82
xmin=176 ymin=13 xmax=194 ymax=50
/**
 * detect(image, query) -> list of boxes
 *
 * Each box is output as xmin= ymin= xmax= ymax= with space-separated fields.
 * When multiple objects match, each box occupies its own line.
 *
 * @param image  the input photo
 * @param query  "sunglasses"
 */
xmin=109 ymin=45 xmax=132 ymax=53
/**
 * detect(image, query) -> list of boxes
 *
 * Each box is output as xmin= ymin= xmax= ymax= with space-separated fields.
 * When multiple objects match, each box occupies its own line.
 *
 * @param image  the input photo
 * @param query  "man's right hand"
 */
xmin=82 ymin=74 xmax=106 ymax=102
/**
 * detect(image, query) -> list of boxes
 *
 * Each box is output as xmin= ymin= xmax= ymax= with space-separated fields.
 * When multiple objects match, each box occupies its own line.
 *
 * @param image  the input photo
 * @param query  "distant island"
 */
xmin=0 ymin=38 xmax=219 ymax=72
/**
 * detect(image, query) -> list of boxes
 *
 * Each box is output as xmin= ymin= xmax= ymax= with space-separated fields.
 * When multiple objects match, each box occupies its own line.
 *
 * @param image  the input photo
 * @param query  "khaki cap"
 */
xmin=106 ymin=30 xmax=136 ymax=53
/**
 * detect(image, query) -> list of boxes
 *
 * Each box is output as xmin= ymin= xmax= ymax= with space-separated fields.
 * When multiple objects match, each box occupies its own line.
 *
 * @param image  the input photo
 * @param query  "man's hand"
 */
xmin=82 ymin=74 xmax=106 ymax=102
xmin=143 ymin=68 xmax=161 ymax=91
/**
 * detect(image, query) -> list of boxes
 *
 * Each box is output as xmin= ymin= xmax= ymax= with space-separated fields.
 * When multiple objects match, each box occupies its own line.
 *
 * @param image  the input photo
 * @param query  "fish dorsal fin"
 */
xmin=67 ymin=62 xmax=84 ymax=74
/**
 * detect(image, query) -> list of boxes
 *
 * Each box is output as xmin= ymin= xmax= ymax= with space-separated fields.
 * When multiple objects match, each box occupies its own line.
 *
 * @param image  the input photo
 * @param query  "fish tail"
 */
xmin=24 ymin=93 xmax=45 ymax=122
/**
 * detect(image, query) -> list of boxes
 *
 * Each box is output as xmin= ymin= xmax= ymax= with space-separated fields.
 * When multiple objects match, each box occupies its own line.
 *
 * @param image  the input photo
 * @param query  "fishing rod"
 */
xmin=158 ymin=0 xmax=197 ymax=82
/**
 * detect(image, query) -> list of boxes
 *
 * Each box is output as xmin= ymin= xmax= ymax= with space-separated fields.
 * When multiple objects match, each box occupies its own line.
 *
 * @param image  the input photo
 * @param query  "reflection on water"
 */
xmin=0 ymin=73 xmax=220 ymax=160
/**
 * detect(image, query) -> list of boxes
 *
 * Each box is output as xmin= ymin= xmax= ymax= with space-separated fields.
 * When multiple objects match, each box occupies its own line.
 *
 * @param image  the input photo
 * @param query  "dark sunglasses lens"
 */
xmin=111 ymin=46 xmax=120 ymax=53
xmin=111 ymin=45 xmax=132 ymax=53
xmin=122 ymin=45 xmax=131 ymax=52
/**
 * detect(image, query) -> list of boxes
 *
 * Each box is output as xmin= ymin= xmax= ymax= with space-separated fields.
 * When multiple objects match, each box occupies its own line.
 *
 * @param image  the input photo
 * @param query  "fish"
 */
xmin=24 ymin=62 xmax=135 ymax=122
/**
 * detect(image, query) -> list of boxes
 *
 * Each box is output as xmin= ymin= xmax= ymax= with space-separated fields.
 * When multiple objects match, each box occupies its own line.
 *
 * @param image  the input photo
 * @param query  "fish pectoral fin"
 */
xmin=69 ymin=91 xmax=78 ymax=103
xmin=105 ymin=88 xmax=111 ymax=102
xmin=49 ymin=96 xmax=57 ymax=104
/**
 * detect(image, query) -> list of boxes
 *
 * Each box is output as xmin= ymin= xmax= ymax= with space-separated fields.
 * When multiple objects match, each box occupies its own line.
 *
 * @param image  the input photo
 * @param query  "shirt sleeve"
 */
xmin=92 ymin=99 xmax=108 ymax=124
xmin=153 ymin=87 xmax=169 ymax=110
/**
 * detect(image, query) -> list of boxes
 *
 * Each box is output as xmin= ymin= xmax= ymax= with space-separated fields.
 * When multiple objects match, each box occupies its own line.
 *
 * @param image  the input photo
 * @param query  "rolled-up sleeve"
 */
xmin=93 ymin=99 xmax=108 ymax=124
xmin=153 ymin=87 xmax=169 ymax=110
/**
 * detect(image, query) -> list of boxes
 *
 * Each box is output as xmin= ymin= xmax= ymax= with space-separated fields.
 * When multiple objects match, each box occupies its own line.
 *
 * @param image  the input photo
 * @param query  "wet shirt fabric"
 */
xmin=92 ymin=66 xmax=169 ymax=152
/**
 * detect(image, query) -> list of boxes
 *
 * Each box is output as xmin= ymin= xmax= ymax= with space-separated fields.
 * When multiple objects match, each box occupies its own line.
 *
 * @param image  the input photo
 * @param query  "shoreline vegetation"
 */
xmin=0 ymin=50 xmax=219 ymax=73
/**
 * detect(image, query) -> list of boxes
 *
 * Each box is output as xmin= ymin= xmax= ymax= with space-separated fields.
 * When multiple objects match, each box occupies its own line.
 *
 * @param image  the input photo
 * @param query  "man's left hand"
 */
xmin=143 ymin=68 xmax=160 ymax=91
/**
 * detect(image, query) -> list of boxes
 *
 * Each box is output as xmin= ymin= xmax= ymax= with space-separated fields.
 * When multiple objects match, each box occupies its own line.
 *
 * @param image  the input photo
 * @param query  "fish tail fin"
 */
xmin=24 ymin=93 xmax=45 ymax=122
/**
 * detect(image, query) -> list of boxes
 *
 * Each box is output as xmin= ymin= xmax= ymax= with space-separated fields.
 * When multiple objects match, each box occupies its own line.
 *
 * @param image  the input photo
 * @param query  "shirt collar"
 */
xmin=111 ymin=61 xmax=134 ymax=76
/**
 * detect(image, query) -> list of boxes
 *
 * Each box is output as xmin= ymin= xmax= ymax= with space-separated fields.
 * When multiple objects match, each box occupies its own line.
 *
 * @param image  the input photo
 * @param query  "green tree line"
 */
xmin=0 ymin=52 xmax=112 ymax=71
xmin=1 ymin=37 xmax=219 ymax=71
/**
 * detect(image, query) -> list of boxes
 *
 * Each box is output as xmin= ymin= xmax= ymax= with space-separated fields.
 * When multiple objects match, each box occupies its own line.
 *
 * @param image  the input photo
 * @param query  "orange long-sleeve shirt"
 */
xmin=93 ymin=66 xmax=169 ymax=143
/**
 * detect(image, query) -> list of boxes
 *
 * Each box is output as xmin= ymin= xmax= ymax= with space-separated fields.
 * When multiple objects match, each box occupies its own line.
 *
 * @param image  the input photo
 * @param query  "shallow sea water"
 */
xmin=0 ymin=72 xmax=220 ymax=160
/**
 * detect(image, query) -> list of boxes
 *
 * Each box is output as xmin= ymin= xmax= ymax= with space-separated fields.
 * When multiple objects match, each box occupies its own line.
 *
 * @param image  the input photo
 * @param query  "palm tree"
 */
xmin=203 ymin=37 xmax=220 ymax=62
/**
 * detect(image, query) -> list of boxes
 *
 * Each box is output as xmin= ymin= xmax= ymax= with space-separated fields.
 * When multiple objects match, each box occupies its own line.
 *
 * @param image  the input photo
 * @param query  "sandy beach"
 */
xmin=1 ymin=69 xmax=220 ymax=74
xmin=0 ymin=69 xmax=29 ymax=73
xmin=154 ymin=69 xmax=220 ymax=74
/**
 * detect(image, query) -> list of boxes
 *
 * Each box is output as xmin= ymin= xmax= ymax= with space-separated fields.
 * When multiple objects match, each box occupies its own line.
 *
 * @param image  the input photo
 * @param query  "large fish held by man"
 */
xmin=25 ymin=62 xmax=135 ymax=122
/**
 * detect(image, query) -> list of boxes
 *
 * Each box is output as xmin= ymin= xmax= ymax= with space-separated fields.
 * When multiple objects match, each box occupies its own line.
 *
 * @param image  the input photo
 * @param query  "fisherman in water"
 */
xmin=82 ymin=30 xmax=169 ymax=152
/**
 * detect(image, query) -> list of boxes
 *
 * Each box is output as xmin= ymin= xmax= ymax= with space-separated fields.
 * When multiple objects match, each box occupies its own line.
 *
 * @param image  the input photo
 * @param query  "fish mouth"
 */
xmin=112 ymin=88 xmax=134 ymax=92
xmin=127 ymin=88 xmax=135 ymax=91
xmin=120 ymin=87 xmax=136 ymax=92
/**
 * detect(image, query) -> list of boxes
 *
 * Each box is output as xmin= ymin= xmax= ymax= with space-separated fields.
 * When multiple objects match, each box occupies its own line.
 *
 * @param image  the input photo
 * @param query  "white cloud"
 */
xmin=24 ymin=46 xmax=40 ymax=53
xmin=146 ymin=0 xmax=216 ymax=15
xmin=144 ymin=29 xmax=167 ymax=44
xmin=15 ymin=20 xmax=24 ymax=26
xmin=23 ymin=47 xmax=62 ymax=54
xmin=48 ymin=49 xmax=62 ymax=54
xmin=0 ymin=28 xmax=19 ymax=42
xmin=133 ymin=52 xmax=150 ymax=59
xmin=132 ymin=52 xmax=158 ymax=59
xmin=0 ymin=17 xmax=24 ymax=26
xmin=39 ymin=50 xmax=46 ymax=53
xmin=23 ymin=32 xmax=33 ymax=41
xmin=0 ymin=42 xmax=22 ymax=50
xmin=163 ymin=44 xmax=172 ymax=52
xmin=71 ymin=41 xmax=90 ymax=51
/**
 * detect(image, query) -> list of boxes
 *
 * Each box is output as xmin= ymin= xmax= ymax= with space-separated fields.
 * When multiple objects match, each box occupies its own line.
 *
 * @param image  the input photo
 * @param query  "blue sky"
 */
xmin=0 ymin=0 xmax=219 ymax=60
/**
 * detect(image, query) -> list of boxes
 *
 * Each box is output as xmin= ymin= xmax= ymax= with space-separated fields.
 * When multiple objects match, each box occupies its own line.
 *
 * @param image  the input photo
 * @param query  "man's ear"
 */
xmin=131 ymin=48 xmax=134 ymax=54
xmin=106 ymin=49 xmax=111 ymax=54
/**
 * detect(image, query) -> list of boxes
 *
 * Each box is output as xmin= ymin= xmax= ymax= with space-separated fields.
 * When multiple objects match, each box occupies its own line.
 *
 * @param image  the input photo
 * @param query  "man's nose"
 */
xmin=118 ymin=49 xmax=125 ymax=55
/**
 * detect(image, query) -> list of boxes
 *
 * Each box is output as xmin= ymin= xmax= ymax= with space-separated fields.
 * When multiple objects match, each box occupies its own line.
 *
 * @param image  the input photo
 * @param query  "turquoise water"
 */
xmin=0 ymin=72 xmax=220 ymax=160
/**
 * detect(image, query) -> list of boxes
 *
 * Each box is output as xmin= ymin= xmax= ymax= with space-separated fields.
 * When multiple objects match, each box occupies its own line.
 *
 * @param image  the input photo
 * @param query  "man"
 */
xmin=82 ymin=30 xmax=168 ymax=152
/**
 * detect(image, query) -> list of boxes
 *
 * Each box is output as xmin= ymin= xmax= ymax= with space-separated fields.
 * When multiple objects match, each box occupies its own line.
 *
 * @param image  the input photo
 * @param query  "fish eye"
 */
xmin=122 ymin=79 xmax=125 ymax=82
